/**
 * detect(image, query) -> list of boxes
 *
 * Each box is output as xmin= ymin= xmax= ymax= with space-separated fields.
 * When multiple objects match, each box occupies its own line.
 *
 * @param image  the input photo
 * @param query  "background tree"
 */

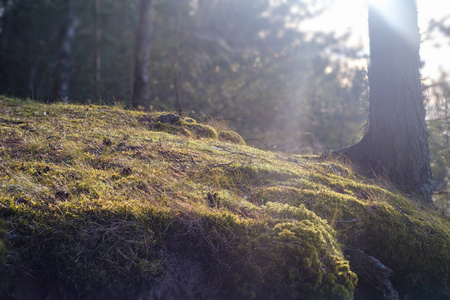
xmin=0 ymin=0 xmax=80 ymax=100
xmin=0 ymin=0 xmax=367 ymax=153
xmin=93 ymin=0 xmax=101 ymax=100
xmin=53 ymin=0 xmax=79 ymax=102
xmin=424 ymin=16 xmax=450 ymax=213
xmin=426 ymin=72 xmax=450 ymax=213
xmin=131 ymin=0 xmax=154 ymax=108
xmin=336 ymin=0 xmax=433 ymax=201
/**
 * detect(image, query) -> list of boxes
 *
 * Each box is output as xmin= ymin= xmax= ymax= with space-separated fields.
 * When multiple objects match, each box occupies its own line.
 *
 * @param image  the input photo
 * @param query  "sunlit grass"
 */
xmin=0 ymin=96 xmax=448 ymax=299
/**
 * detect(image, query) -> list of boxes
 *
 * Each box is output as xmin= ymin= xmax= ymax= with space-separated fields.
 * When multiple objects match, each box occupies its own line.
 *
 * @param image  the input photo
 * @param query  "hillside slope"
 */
xmin=0 ymin=96 xmax=449 ymax=300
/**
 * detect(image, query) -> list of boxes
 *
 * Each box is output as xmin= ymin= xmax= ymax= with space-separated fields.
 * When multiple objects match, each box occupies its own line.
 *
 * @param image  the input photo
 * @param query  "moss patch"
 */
xmin=0 ymin=96 xmax=449 ymax=299
xmin=219 ymin=130 xmax=246 ymax=145
xmin=138 ymin=113 xmax=219 ymax=140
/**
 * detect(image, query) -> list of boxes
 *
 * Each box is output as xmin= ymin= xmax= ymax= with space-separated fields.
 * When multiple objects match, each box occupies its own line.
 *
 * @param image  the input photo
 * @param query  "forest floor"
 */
xmin=0 ymin=96 xmax=449 ymax=300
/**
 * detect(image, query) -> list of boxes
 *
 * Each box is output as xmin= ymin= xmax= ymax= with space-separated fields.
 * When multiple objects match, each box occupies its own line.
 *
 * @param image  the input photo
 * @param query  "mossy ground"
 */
xmin=218 ymin=130 xmax=246 ymax=145
xmin=0 ymin=96 xmax=449 ymax=299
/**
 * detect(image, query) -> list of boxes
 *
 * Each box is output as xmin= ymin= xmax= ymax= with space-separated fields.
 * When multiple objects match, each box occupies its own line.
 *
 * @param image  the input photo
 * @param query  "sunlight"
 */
xmin=301 ymin=0 xmax=367 ymax=34
xmin=368 ymin=0 xmax=419 ymax=47
xmin=368 ymin=0 xmax=390 ymax=11
xmin=301 ymin=0 xmax=450 ymax=78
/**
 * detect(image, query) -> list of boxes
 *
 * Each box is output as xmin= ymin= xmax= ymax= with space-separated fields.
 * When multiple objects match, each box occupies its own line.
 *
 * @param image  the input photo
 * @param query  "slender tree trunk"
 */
xmin=29 ymin=65 xmax=36 ymax=100
xmin=173 ymin=52 xmax=183 ymax=114
xmin=53 ymin=0 xmax=78 ymax=103
xmin=336 ymin=0 xmax=433 ymax=201
xmin=94 ymin=0 xmax=101 ymax=100
xmin=173 ymin=4 xmax=182 ymax=114
xmin=131 ymin=0 xmax=153 ymax=108
xmin=0 ymin=2 xmax=12 ymax=89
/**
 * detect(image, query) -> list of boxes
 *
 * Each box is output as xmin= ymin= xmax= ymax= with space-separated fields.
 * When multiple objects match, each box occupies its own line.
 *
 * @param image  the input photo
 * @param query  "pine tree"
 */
xmin=336 ymin=0 xmax=433 ymax=201
xmin=131 ymin=0 xmax=154 ymax=108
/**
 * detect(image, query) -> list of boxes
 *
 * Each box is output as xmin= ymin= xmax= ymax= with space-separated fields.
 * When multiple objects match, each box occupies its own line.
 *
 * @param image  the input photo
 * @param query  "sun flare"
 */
xmin=368 ymin=0 xmax=420 ymax=49
xmin=368 ymin=0 xmax=390 ymax=10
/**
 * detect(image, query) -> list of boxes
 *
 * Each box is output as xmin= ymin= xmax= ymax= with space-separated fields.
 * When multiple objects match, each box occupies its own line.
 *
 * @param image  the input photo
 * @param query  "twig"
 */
xmin=336 ymin=219 xmax=358 ymax=223
xmin=208 ymin=162 xmax=234 ymax=168
xmin=396 ymin=207 xmax=416 ymax=226
xmin=0 ymin=118 xmax=26 ymax=125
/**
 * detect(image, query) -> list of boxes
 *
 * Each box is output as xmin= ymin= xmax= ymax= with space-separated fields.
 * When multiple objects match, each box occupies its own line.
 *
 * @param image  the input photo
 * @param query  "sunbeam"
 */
xmin=369 ymin=0 xmax=420 ymax=48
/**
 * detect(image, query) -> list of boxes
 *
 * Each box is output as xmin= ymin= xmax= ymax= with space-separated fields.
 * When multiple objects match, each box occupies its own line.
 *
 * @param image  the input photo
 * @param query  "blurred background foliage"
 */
xmin=0 ymin=0 xmax=448 ymax=212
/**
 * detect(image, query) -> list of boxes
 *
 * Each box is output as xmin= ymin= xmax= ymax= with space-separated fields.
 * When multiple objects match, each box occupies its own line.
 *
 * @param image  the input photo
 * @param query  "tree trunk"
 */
xmin=131 ymin=0 xmax=153 ymax=108
xmin=336 ymin=0 xmax=433 ymax=201
xmin=173 ymin=3 xmax=183 ymax=114
xmin=53 ymin=0 xmax=79 ymax=103
xmin=94 ymin=0 xmax=101 ymax=100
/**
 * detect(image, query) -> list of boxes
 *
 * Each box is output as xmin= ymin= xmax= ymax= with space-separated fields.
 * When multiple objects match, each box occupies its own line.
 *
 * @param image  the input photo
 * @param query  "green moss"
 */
xmin=252 ymin=184 xmax=450 ymax=299
xmin=351 ymin=203 xmax=450 ymax=299
xmin=183 ymin=122 xmax=218 ymax=139
xmin=193 ymin=208 xmax=356 ymax=300
xmin=225 ymin=164 xmax=301 ymax=189
xmin=137 ymin=113 xmax=218 ymax=140
xmin=154 ymin=122 xmax=192 ymax=137
xmin=0 ymin=97 xmax=449 ymax=299
xmin=218 ymin=130 xmax=246 ymax=145
xmin=3 ymin=201 xmax=165 ymax=292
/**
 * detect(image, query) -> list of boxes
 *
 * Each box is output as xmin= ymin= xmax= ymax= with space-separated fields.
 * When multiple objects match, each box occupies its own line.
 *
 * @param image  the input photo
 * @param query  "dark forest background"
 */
xmin=0 ymin=0 xmax=448 ymax=211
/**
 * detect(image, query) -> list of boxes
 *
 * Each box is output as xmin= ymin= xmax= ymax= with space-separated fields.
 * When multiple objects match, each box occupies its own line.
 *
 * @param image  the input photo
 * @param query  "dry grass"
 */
xmin=0 ymin=96 xmax=449 ymax=300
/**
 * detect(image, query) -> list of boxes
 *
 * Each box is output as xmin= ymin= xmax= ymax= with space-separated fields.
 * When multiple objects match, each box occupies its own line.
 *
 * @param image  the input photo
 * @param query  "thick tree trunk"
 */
xmin=131 ymin=0 xmax=153 ymax=108
xmin=336 ymin=0 xmax=433 ymax=201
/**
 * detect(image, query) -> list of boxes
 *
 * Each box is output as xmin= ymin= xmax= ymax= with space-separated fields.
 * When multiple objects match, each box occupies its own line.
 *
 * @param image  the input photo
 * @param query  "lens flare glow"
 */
xmin=369 ymin=0 xmax=419 ymax=48
xmin=368 ymin=0 xmax=390 ymax=11
xmin=301 ymin=0 xmax=450 ymax=78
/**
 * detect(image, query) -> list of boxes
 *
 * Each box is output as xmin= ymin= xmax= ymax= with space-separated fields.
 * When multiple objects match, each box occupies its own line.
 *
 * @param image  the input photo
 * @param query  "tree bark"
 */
xmin=335 ymin=0 xmax=433 ymax=201
xmin=93 ymin=0 xmax=101 ymax=100
xmin=53 ymin=0 xmax=79 ymax=103
xmin=173 ymin=3 xmax=183 ymax=114
xmin=131 ymin=0 xmax=154 ymax=108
